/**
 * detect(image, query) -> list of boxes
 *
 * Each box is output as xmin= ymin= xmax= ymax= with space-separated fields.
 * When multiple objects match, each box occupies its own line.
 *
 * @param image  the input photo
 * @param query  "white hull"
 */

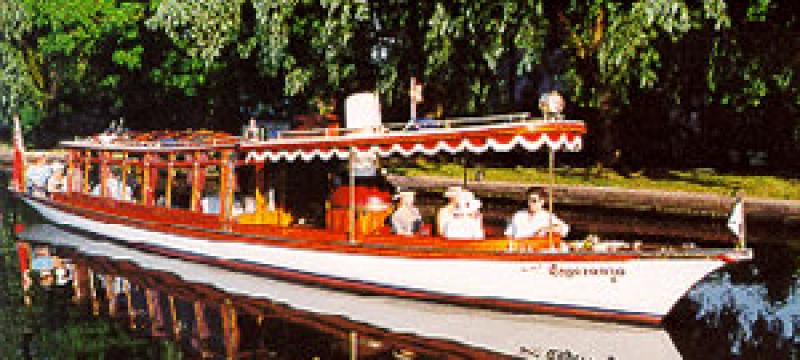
xmin=24 ymin=196 xmax=726 ymax=323
xmin=23 ymin=223 xmax=682 ymax=359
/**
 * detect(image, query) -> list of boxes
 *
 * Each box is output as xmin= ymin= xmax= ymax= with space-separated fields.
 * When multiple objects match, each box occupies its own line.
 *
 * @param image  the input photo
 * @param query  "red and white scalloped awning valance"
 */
xmin=242 ymin=121 xmax=585 ymax=163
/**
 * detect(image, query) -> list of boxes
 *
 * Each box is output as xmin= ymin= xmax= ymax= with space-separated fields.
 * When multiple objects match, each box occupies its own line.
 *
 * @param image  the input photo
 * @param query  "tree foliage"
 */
xmin=0 ymin=0 xmax=797 ymax=169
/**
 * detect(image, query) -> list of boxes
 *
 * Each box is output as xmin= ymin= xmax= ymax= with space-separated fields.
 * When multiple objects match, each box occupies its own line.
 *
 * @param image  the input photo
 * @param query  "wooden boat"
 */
xmin=9 ymin=107 xmax=751 ymax=325
xmin=18 ymin=223 xmax=682 ymax=359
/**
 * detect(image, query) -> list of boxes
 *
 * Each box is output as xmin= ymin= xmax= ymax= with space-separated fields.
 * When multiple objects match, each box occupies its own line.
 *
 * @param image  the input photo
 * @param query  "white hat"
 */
xmin=393 ymin=191 xmax=415 ymax=200
xmin=456 ymin=191 xmax=480 ymax=209
xmin=466 ymin=198 xmax=482 ymax=212
xmin=444 ymin=186 xmax=463 ymax=198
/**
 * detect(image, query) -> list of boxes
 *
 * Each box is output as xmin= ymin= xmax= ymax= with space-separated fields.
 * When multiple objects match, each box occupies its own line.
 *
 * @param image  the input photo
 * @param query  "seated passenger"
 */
xmin=443 ymin=191 xmax=484 ymax=240
xmin=390 ymin=191 xmax=422 ymax=236
xmin=505 ymin=188 xmax=569 ymax=239
xmin=26 ymin=156 xmax=50 ymax=197
xmin=437 ymin=186 xmax=463 ymax=236
xmin=92 ymin=172 xmax=132 ymax=201
xmin=67 ymin=166 xmax=83 ymax=192
xmin=107 ymin=172 xmax=132 ymax=201
xmin=46 ymin=163 xmax=66 ymax=194
xmin=201 ymin=183 xmax=221 ymax=214
xmin=202 ymin=194 xmax=221 ymax=214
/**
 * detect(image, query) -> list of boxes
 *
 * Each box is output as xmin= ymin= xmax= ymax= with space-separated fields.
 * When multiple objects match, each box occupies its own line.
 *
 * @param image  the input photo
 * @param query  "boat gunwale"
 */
xmin=29 ymin=192 xmax=747 ymax=263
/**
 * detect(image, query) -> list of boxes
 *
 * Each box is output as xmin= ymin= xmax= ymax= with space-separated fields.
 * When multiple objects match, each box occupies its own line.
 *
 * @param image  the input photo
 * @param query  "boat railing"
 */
xmin=261 ymin=112 xmax=535 ymax=141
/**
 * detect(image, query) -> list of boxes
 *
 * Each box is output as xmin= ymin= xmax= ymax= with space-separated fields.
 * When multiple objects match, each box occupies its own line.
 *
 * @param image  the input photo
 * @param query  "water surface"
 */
xmin=1 ymin=183 xmax=799 ymax=359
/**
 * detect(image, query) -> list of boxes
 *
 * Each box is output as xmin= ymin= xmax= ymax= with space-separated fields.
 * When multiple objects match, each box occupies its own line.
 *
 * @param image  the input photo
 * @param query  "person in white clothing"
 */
xmin=390 ymin=191 xmax=422 ymax=236
xmin=505 ymin=188 xmax=569 ymax=239
xmin=443 ymin=191 xmax=484 ymax=239
xmin=437 ymin=186 xmax=463 ymax=236
xmin=46 ymin=162 xmax=66 ymax=194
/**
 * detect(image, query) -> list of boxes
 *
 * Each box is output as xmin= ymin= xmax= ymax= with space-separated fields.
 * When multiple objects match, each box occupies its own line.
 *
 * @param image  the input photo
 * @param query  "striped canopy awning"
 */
xmin=242 ymin=121 xmax=585 ymax=163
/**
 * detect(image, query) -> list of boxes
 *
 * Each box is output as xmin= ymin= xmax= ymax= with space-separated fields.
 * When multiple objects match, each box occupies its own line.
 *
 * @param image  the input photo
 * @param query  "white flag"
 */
xmin=727 ymin=200 xmax=744 ymax=238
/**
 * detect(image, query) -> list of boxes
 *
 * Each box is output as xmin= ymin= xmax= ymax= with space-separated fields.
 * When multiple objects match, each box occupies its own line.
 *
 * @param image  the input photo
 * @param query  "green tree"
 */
xmin=0 ymin=1 xmax=40 ymax=128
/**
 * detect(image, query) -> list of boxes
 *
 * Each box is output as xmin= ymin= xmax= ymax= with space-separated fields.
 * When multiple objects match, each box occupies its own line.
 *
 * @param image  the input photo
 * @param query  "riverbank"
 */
xmin=387 ymin=174 xmax=800 ymax=223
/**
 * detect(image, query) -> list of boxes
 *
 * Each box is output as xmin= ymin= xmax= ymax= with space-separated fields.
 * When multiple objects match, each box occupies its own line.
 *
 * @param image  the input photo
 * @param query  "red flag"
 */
xmin=12 ymin=114 xmax=25 ymax=192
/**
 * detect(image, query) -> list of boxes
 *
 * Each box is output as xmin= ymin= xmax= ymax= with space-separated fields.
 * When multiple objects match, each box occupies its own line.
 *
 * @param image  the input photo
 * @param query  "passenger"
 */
xmin=390 ymin=191 xmax=422 ymax=236
xmin=505 ymin=188 xmax=569 ymax=239
xmin=26 ymin=156 xmax=50 ymax=197
xmin=91 ymin=171 xmax=132 ymax=201
xmin=201 ymin=183 xmax=221 ymax=214
xmin=436 ymin=186 xmax=463 ymax=236
xmin=443 ymin=191 xmax=484 ymax=239
xmin=67 ymin=166 xmax=83 ymax=192
xmin=46 ymin=162 xmax=66 ymax=194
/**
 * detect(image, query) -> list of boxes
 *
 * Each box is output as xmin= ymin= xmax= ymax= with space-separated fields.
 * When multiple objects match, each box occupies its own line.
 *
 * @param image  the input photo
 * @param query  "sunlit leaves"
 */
xmin=424 ymin=0 xmax=548 ymax=113
xmin=515 ymin=0 xmax=548 ymax=75
xmin=0 ymin=0 xmax=32 ymax=41
xmin=746 ymin=0 xmax=771 ymax=22
xmin=595 ymin=1 xmax=692 ymax=101
xmin=0 ymin=43 xmax=42 ymax=126
xmin=148 ymin=0 xmax=245 ymax=67
xmin=0 ymin=1 xmax=39 ymax=126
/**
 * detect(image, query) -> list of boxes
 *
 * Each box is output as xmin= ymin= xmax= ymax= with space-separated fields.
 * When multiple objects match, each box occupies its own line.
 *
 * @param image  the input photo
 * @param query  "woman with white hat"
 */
xmin=436 ymin=186 xmax=463 ymax=236
xmin=442 ymin=191 xmax=485 ymax=240
xmin=390 ymin=191 xmax=422 ymax=236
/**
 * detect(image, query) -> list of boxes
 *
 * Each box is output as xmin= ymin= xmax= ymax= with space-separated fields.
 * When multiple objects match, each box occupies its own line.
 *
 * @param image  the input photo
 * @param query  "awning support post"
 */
xmin=348 ymin=149 xmax=357 ymax=243
xmin=548 ymin=147 xmax=555 ymax=250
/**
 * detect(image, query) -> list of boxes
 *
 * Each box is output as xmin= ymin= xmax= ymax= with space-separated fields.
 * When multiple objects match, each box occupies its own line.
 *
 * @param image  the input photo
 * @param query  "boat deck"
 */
xmin=46 ymin=193 xmax=749 ymax=262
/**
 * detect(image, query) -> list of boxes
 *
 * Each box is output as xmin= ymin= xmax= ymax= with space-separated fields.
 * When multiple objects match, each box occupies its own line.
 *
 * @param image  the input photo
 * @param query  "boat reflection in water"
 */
xmin=18 ymin=224 xmax=680 ymax=359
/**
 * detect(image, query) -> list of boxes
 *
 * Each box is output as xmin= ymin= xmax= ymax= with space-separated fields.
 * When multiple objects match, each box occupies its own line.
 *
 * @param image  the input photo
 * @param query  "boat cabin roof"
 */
xmin=60 ymin=130 xmax=239 ymax=153
xmin=241 ymin=118 xmax=586 ymax=163
xmin=59 ymin=116 xmax=586 ymax=160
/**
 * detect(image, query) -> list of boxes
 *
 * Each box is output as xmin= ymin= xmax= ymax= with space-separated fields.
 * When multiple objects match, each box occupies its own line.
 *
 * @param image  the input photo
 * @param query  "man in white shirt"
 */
xmin=505 ymin=188 xmax=569 ymax=239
